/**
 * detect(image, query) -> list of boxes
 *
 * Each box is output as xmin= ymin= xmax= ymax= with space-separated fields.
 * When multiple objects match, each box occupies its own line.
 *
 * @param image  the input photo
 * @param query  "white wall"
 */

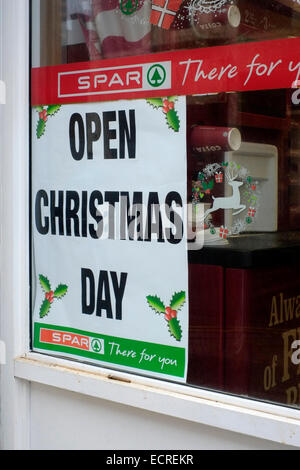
xmin=30 ymin=383 xmax=294 ymax=450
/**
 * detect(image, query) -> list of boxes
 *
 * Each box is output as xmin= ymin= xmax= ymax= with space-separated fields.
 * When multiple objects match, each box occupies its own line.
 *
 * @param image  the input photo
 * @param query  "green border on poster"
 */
xmin=34 ymin=322 xmax=186 ymax=378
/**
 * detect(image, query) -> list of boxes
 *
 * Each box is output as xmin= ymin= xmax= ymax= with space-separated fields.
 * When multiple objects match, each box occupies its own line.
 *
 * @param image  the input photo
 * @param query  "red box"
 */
xmin=150 ymin=0 xmax=181 ymax=29
xmin=188 ymin=264 xmax=224 ymax=389
xmin=188 ymin=233 xmax=300 ymax=407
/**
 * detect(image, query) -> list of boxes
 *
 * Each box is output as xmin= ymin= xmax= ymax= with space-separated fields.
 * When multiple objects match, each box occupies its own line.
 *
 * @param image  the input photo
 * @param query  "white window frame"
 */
xmin=1 ymin=0 xmax=300 ymax=450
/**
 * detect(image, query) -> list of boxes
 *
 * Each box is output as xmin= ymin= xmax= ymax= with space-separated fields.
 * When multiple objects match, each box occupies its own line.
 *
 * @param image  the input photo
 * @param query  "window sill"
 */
xmin=15 ymin=352 xmax=300 ymax=447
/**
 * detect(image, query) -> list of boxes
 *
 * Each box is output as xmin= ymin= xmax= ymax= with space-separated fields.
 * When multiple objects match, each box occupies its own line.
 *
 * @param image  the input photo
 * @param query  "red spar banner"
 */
xmin=31 ymin=37 xmax=300 ymax=105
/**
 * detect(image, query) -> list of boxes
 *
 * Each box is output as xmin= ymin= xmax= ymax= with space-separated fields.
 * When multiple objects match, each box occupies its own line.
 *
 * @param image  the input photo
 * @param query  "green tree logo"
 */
xmin=120 ymin=0 xmax=138 ymax=15
xmin=147 ymin=64 xmax=167 ymax=88
xmin=91 ymin=338 xmax=103 ymax=353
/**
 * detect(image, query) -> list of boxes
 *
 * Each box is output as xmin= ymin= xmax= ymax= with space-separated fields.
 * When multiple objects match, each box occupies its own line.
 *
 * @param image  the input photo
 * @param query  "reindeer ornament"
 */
xmin=202 ymin=163 xmax=247 ymax=221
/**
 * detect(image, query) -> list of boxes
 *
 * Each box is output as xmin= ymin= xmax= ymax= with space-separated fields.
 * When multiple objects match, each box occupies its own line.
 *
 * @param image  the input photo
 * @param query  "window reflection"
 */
xmin=33 ymin=0 xmax=300 ymax=408
xmin=37 ymin=0 xmax=300 ymax=66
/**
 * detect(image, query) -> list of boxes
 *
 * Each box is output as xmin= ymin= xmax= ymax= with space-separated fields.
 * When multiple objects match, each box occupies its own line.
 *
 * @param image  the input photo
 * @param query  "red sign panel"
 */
xmin=31 ymin=37 xmax=300 ymax=105
xmin=40 ymin=328 xmax=90 ymax=351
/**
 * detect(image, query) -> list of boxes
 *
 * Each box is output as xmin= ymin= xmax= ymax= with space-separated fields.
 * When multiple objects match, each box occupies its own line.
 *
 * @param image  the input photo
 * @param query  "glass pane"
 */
xmin=33 ymin=0 xmax=300 ymax=66
xmin=31 ymin=0 xmax=300 ymax=409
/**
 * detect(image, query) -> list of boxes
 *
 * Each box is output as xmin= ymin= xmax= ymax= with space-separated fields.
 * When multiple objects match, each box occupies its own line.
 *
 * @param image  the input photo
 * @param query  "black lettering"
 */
xmin=165 ymin=192 xmax=183 ymax=244
xmin=119 ymin=110 xmax=136 ymax=159
xmin=103 ymin=111 xmax=117 ymax=159
xmin=81 ymin=268 xmax=95 ymax=315
xmin=145 ymin=192 xmax=164 ymax=243
xmin=35 ymin=189 xmax=49 ymax=235
xmin=66 ymin=191 xmax=80 ymax=237
xmin=89 ymin=191 xmax=103 ymax=239
xmin=96 ymin=271 xmax=113 ymax=318
xmin=86 ymin=113 xmax=101 ymax=159
xmin=69 ymin=113 xmax=85 ymax=160
xmin=50 ymin=190 xmax=64 ymax=235
xmin=81 ymin=191 xmax=88 ymax=238
xmin=35 ymin=190 xmax=49 ymax=235
xmin=120 ymin=192 xmax=143 ymax=241
xmin=110 ymin=271 xmax=128 ymax=320
xmin=105 ymin=192 xmax=120 ymax=239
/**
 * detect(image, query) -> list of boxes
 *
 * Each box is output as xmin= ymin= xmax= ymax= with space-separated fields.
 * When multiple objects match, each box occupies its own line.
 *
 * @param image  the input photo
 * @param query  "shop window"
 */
xmin=31 ymin=0 xmax=300 ymax=408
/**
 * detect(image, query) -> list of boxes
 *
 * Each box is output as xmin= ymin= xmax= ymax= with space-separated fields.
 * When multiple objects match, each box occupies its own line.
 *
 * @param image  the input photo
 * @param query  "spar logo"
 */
xmin=120 ymin=0 xmax=138 ymax=15
xmin=40 ymin=327 xmax=104 ymax=354
xmin=147 ymin=64 xmax=167 ymax=88
xmin=58 ymin=62 xmax=171 ymax=98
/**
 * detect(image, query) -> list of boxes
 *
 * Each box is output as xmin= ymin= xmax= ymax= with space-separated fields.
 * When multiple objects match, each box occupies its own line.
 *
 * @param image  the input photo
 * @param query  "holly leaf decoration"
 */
xmin=146 ymin=98 xmax=163 ymax=109
xmin=38 ymin=275 xmax=68 ymax=319
xmin=167 ymin=96 xmax=178 ymax=103
xmin=39 ymin=274 xmax=51 ymax=293
xmin=35 ymin=105 xmax=44 ymax=112
xmin=47 ymin=104 xmax=61 ymax=116
xmin=170 ymin=291 xmax=186 ymax=311
xmin=36 ymin=118 xmax=46 ymax=139
xmin=39 ymin=298 xmax=51 ymax=318
xmin=167 ymin=317 xmax=182 ymax=341
xmin=146 ymin=295 xmax=166 ymax=314
xmin=203 ymin=180 xmax=215 ymax=191
xmin=166 ymin=108 xmax=180 ymax=132
xmin=54 ymin=284 xmax=68 ymax=299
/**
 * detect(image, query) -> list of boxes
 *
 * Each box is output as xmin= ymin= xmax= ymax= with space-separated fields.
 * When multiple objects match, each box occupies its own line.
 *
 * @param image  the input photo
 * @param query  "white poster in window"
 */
xmin=31 ymin=96 xmax=189 ymax=381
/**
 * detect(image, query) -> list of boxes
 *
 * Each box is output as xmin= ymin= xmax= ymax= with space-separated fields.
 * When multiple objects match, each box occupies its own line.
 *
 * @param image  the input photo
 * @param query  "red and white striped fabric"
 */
xmin=68 ymin=0 xmax=102 ymax=61
xmin=69 ymin=0 xmax=151 ymax=60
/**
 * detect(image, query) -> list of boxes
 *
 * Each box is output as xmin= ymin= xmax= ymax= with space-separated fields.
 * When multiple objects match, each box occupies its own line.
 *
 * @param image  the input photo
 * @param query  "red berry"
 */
xmin=170 ymin=310 xmax=177 ymax=318
xmin=165 ymin=313 xmax=172 ymax=321
xmin=162 ymin=105 xmax=169 ymax=114
xmin=163 ymin=99 xmax=169 ymax=107
xmin=39 ymin=110 xmax=47 ymax=122
xmin=165 ymin=306 xmax=172 ymax=314
xmin=168 ymin=101 xmax=174 ymax=110
xmin=46 ymin=291 xmax=54 ymax=303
